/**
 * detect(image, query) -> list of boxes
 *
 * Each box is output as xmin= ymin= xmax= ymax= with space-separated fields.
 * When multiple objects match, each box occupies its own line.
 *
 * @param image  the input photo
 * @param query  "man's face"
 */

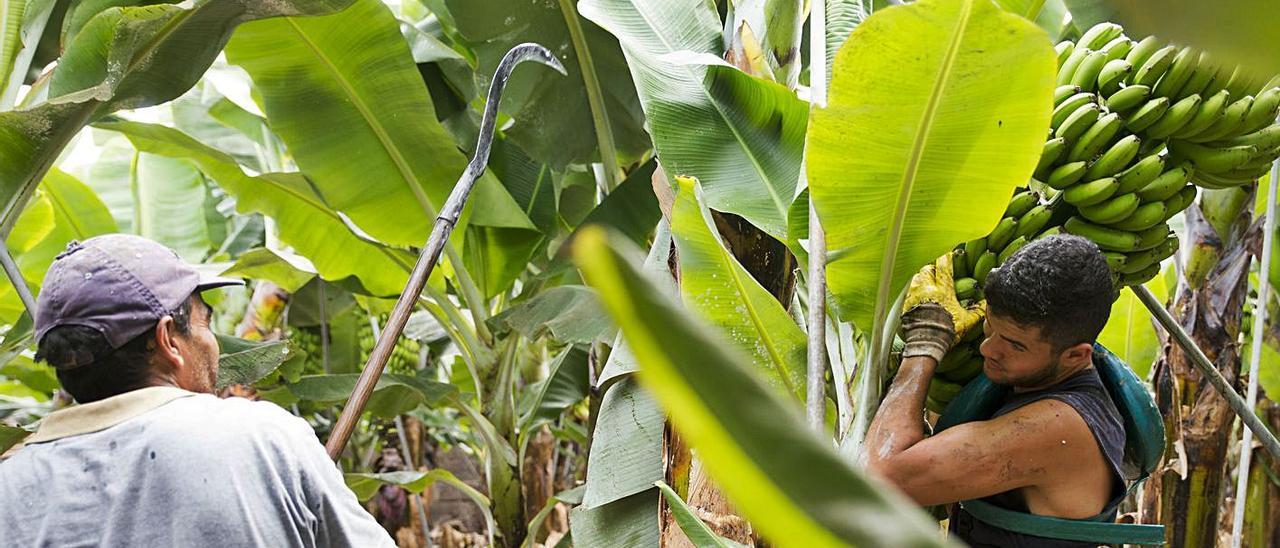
xmin=978 ymin=310 xmax=1061 ymax=388
xmin=171 ymin=295 xmax=220 ymax=393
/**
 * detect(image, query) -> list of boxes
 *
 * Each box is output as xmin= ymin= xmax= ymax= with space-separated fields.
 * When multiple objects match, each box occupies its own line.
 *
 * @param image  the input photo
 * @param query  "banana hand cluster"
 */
xmin=924 ymin=22 xmax=1280 ymax=409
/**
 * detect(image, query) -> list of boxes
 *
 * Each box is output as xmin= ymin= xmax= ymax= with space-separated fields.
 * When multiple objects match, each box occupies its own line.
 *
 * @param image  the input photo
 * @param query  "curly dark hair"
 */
xmin=35 ymin=297 xmax=193 ymax=403
xmin=983 ymin=234 xmax=1115 ymax=352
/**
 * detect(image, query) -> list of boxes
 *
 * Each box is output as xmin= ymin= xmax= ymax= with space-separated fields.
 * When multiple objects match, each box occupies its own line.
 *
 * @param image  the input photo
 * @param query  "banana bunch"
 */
xmin=924 ymin=21 xmax=1280 ymax=402
xmin=358 ymin=316 xmax=423 ymax=375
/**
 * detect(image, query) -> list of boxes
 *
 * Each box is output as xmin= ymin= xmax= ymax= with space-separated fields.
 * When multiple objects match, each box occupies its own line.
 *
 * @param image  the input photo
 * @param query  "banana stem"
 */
xmin=1134 ymin=285 xmax=1280 ymax=460
xmin=0 ymin=237 xmax=35 ymax=319
xmin=1231 ymin=157 xmax=1279 ymax=548
xmin=557 ymin=0 xmax=621 ymax=192
xmin=804 ymin=0 xmax=828 ymax=433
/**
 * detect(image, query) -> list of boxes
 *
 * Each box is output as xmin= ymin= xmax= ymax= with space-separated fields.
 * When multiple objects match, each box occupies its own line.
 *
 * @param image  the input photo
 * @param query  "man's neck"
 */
xmin=1011 ymin=361 xmax=1094 ymax=394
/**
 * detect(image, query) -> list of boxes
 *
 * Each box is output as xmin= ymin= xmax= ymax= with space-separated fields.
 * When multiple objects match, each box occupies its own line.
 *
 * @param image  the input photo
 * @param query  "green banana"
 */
xmin=1064 ymin=216 xmax=1143 ymax=251
xmin=1199 ymin=63 xmax=1233 ymax=98
xmin=1119 ymin=262 xmax=1162 ymax=286
xmin=1223 ymin=66 xmax=1260 ymax=99
xmin=952 ymin=248 xmax=970 ymax=278
xmin=1004 ymin=190 xmax=1040 ymax=219
xmin=1100 ymin=37 xmax=1133 ymax=62
xmin=1161 ymin=186 xmax=1198 ymax=219
xmin=1015 ymin=204 xmax=1053 ymax=239
xmin=1135 ymin=223 xmax=1172 ymax=250
xmin=929 ymin=377 xmax=966 ymax=404
xmin=1036 ymin=226 xmax=1063 ymax=240
xmin=1190 ymin=96 xmax=1253 ymax=142
xmin=936 ymin=345 xmax=975 ymax=375
xmin=1085 ymin=135 xmax=1142 ymax=179
xmin=1241 ymin=87 xmax=1280 ymax=134
xmin=1124 ymin=36 xmax=1163 ymax=72
xmin=1109 ymin=201 xmax=1168 ymax=231
xmin=1068 ymin=113 xmax=1124 ymax=161
xmin=1173 ymin=89 xmax=1230 ymax=140
xmin=1120 ymin=236 xmax=1177 ymax=275
xmin=1132 ymin=46 xmax=1178 ymax=87
xmin=1135 ymin=163 xmax=1194 ymax=201
xmin=1221 ymin=124 xmax=1280 ymax=151
xmin=942 ymin=351 xmax=985 ymax=383
xmin=1097 ymin=59 xmax=1133 ymax=95
xmin=1056 ymin=103 xmax=1102 ymax=142
xmin=1193 ymin=169 xmax=1258 ymax=189
xmin=1072 ymin=51 xmax=1110 ymax=92
xmin=1055 ymin=84 xmax=1083 ymax=104
xmin=954 ymin=277 xmax=979 ymax=301
xmin=1143 ymin=94 xmax=1202 ymax=139
xmin=964 ymin=239 xmax=987 ymax=273
xmin=1167 ymin=140 xmax=1257 ymax=173
xmin=1105 ymin=85 xmax=1152 ymax=112
xmin=1112 ymin=152 xmax=1166 ymax=193
xmin=1052 ymin=93 xmax=1098 ymax=129
xmin=1046 ymin=160 xmax=1090 ymax=189
xmin=1062 ymin=177 xmax=1120 ymax=207
xmin=1175 ymin=52 xmax=1215 ymax=99
xmin=1056 ymin=41 xmax=1076 ymax=67
xmin=1152 ymin=47 xmax=1198 ymax=98
xmin=1058 ymin=47 xmax=1094 ymax=87
xmin=1079 ymin=192 xmax=1141 ymax=224
xmin=973 ymin=251 xmax=998 ymax=285
xmin=1079 ymin=22 xmax=1124 ymax=50
xmin=1036 ymin=138 xmax=1068 ymax=180
xmin=998 ymin=235 xmax=1030 ymax=264
xmin=1125 ymin=97 xmax=1171 ymax=132
xmin=1103 ymin=251 xmax=1128 ymax=271
xmin=987 ymin=217 xmax=1019 ymax=251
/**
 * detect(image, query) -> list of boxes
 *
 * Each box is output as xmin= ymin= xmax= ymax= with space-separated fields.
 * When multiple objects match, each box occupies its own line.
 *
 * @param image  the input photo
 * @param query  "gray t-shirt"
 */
xmin=0 ymin=387 xmax=394 ymax=548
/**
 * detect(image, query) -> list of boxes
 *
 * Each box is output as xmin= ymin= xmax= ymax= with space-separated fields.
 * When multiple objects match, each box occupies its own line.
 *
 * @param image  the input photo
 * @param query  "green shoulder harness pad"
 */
xmin=935 ymin=344 xmax=1167 ymax=546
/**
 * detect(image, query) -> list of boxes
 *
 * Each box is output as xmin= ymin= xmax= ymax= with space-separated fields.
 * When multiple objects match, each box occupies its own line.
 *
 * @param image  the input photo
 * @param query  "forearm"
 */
xmin=861 ymin=356 xmax=936 ymax=473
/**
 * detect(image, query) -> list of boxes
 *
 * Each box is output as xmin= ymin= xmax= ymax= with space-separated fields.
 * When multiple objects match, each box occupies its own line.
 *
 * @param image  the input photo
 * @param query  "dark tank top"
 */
xmin=948 ymin=367 xmax=1127 ymax=547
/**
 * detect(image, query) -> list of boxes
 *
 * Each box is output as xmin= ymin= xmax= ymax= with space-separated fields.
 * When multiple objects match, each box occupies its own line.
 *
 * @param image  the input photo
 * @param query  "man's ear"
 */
xmin=1060 ymin=342 xmax=1094 ymax=368
xmin=152 ymin=316 xmax=185 ymax=371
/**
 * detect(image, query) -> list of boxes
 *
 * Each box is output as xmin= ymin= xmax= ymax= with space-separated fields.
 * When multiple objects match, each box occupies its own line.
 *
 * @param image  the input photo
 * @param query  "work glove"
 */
xmin=900 ymin=252 xmax=984 ymax=364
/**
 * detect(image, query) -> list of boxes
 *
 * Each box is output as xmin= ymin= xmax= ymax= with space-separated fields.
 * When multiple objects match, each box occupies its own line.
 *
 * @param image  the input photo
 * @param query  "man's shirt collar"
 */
xmin=25 ymin=386 xmax=196 ymax=444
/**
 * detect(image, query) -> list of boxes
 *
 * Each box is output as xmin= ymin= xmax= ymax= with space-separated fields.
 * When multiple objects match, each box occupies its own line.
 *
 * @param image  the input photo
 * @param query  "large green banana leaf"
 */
xmin=671 ymin=176 xmax=806 ymax=399
xmin=224 ymin=0 xmax=533 ymax=251
xmin=133 ymin=153 xmax=223 ymax=262
xmin=579 ymin=0 xmax=808 ymax=242
xmin=573 ymin=228 xmax=950 ymax=547
xmin=0 ymin=0 xmax=356 ymax=238
xmin=442 ymin=0 xmax=648 ymax=169
xmin=1064 ymin=0 xmax=1280 ymax=79
xmin=1098 ymin=265 xmax=1171 ymax=379
xmin=0 ymin=0 xmax=25 ymax=90
xmin=0 ymin=168 xmax=117 ymax=321
xmin=96 ymin=120 xmax=415 ymax=297
xmin=808 ymin=0 xmax=1056 ymax=332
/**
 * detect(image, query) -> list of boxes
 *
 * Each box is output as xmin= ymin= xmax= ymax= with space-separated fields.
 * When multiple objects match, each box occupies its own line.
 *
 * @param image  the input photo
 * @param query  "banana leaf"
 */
xmin=1098 ymin=266 xmax=1171 ymax=379
xmin=486 ymin=285 xmax=610 ymax=345
xmin=0 ymin=0 xmax=26 ymax=91
xmin=96 ymin=120 xmax=415 ymax=297
xmin=215 ymin=334 xmax=297 ymax=388
xmin=670 ymin=176 xmax=806 ymax=400
xmin=443 ymin=0 xmax=647 ymax=169
xmin=221 ymin=248 xmax=317 ymax=294
xmin=579 ymin=0 xmax=808 ymax=242
xmin=0 ymin=424 xmax=30 ymax=455
xmin=0 ymin=0 xmax=356 ymax=240
xmin=656 ymin=480 xmax=751 ymax=548
xmin=0 ymin=0 xmax=55 ymax=108
xmin=807 ymin=0 xmax=1056 ymax=332
xmin=224 ymin=0 xmax=533 ymax=251
xmin=573 ymin=227 xmax=950 ymax=547
xmin=519 ymin=344 xmax=590 ymax=428
xmin=280 ymin=372 xmax=456 ymax=418
xmin=133 ymin=153 xmax=221 ymax=262
xmin=1063 ymin=0 xmax=1280 ymax=78
xmin=0 ymin=168 xmax=116 ymax=322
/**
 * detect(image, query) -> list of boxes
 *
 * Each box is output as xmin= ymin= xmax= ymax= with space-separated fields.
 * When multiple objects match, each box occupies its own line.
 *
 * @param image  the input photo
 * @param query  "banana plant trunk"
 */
xmin=1140 ymin=187 xmax=1258 ymax=547
xmin=1242 ymin=398 xmax=1280 ymax=547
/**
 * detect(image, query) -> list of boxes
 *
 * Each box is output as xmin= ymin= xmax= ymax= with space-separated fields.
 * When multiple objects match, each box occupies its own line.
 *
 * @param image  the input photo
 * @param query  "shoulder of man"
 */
xmin=156 ymin=393 xmax=322 ymax=451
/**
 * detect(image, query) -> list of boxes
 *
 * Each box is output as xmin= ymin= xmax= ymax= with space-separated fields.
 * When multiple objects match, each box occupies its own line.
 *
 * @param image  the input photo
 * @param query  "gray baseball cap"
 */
xmin=34 ymin=234 xmax=243 ymax=349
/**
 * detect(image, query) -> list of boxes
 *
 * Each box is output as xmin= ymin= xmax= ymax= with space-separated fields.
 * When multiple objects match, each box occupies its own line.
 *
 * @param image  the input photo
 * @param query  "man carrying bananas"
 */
xmin=864 ymin=234 xmax=1126 ymax=547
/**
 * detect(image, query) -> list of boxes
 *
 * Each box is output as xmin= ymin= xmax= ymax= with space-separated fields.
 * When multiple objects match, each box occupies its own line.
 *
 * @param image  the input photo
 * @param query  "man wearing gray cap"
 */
xmin=0 ymin=234 xmax=394 ymax=547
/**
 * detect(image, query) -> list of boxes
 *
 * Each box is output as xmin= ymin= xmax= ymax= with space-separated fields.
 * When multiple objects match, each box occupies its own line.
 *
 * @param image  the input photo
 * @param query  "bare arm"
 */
xmin=866 ymin=398 xmax=1101 ymax=507
xmin=862 ymin=356 xmax=936 ymax=471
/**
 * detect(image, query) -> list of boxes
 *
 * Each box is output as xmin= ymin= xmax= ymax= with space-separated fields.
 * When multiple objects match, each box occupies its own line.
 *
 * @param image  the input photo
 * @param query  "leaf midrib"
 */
xmin=46 ymin=179 xmax=89 ymax=239
xmin=628 ymin=4 xmax=790 ymax=230
xmin=873 ymin=0 xmax=974 ymax=326
xmin=282 ymin=16 xmax=437 ymax=220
